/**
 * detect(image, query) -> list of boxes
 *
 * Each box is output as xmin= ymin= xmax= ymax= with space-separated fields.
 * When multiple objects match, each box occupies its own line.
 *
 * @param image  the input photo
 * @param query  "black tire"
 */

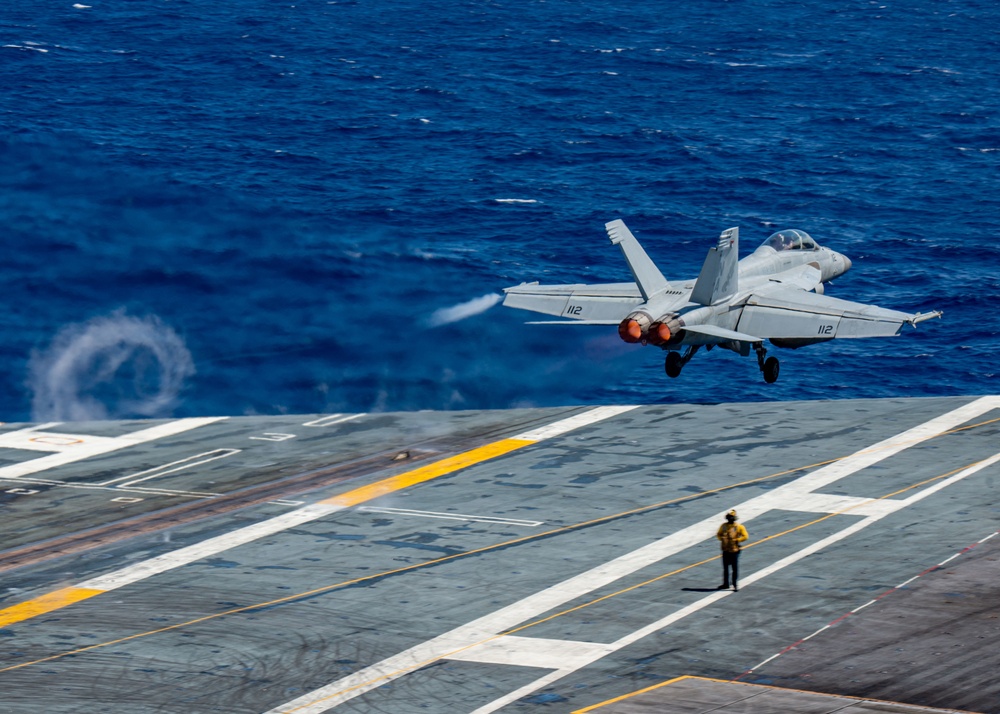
xmin=665 ymin=351 xmax=683 ymax=378
xmin=763 ymin=356 xmax=780 ymax=383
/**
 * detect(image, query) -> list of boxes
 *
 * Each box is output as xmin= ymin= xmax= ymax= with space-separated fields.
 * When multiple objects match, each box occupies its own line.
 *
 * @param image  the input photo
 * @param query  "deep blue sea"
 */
xmin=2 ymin=0 xmax=997 ymax=422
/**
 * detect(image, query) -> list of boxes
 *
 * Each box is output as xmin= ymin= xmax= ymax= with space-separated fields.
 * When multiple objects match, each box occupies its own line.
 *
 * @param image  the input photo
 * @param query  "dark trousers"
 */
xmin=721 ymin=550 xmax=740 ymax=587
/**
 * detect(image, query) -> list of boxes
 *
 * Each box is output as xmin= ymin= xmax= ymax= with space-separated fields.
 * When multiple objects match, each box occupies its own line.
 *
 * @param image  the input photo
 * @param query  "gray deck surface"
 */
xmin=0 ymin=396 xmax=997 ymax=714
xmin=583 ymin=677 xmax=976 ymax=713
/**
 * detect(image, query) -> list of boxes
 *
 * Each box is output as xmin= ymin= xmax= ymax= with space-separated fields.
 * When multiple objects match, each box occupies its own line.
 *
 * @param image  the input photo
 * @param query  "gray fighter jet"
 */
xmin=503 ymin=220 xmax=941 ymax=383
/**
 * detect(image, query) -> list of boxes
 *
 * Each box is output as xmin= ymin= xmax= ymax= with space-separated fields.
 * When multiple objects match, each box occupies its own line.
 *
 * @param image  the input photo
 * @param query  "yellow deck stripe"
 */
xmin=0 ymin=437 xmax=537 ymax=630
xmin=2 ymin=450 xmax=997 ymax=677
xmin=0 ymin=587 xmax=104 ymax=629
xmin=321 ymin=438 xmax=535 ymax=508
xmin=571 ymin=675 xmax=692 ymax=712
xmin=573 ymin=675 xmax=980 ymax=714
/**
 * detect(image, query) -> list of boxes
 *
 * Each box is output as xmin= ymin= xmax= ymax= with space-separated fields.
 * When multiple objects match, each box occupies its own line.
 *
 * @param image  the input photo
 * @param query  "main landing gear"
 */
xmin=664 ymin=346 xmax=699 ymax=378
xmin=754 ymin=342 xmax=780 ymax=384
xmin=664 ymin=343 xmax=780 ymax=383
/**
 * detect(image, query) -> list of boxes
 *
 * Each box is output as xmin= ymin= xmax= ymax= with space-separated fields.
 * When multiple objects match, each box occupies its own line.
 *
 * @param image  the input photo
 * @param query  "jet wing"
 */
xmin=502 ymin=282 xmax=642 ymax=323
xmin=737 ymin=286 xmax=941 ymax=341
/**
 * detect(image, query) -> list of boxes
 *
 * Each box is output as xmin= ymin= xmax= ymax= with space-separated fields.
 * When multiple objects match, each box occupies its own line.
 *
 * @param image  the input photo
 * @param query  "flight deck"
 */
xmin=0 ymin=396 xmax=998 ymax=713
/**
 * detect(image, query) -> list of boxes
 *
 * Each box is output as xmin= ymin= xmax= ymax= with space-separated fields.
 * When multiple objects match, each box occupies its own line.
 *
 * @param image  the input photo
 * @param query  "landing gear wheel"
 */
xmin=665 ymin=351 xmax=683 ymax=378
xmin=762 ymin=356 xmax=780 ymax=384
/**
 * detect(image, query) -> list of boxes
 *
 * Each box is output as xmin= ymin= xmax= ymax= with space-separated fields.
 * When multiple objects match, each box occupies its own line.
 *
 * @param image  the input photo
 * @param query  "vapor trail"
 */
xmin=426 ymin=293 xmax=502 ymax=328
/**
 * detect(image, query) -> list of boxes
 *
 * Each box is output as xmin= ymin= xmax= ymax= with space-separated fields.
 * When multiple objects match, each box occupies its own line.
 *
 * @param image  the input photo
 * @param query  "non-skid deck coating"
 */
xmin=0 ymin=396 xmax=998 ymax=714
xmin=576 ymin=676 xmax=978 ymax=713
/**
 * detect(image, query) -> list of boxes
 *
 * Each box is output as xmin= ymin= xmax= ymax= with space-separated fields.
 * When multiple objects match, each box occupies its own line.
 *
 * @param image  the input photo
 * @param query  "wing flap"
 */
xmin=682 ymin=323 xmax=763 ymax=343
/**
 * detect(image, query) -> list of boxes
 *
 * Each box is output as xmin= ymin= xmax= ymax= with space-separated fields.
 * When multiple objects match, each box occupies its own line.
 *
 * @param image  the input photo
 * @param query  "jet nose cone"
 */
xmin=842 ymin=254 xmax=853 ymax=272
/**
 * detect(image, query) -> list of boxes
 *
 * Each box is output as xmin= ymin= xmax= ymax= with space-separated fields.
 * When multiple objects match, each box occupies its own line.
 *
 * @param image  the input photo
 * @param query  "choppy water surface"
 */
xmin=2 ymin=1 xmax=997 ymax=420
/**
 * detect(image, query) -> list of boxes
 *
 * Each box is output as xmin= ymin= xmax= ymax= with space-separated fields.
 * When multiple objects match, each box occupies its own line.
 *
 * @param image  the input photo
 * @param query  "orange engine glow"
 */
xmin=618 ymin=318 xmax=643 ymax=343
xmin=646 ymin=315 xmax=681 ymax=346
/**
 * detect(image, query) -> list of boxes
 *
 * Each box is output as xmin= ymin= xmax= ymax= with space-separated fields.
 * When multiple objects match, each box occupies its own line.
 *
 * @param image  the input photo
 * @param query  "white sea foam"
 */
xmin=28 ymin=312 xmax=195 ymax=421
xmin=494 ymin=198 xmax=537 ymax=204
xmin=4 ymin=44 xmax=49 ymax=53
xmin=426 ymin=294 xmax=502 ymax=328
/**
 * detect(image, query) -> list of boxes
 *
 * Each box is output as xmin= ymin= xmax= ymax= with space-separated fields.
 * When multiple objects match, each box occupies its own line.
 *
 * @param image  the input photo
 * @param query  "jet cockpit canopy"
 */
xmin=763 ymin=229 xmax=818 ymax=252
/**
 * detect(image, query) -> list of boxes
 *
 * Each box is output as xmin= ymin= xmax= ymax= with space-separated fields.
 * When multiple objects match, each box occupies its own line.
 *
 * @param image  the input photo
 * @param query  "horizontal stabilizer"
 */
xmin=682 ymin=323 xmax=763 ymax=343
xmin=502 ymin=282 xmax=642 ymax=322
xmin=526 ymin=320 xmax=621 ymax=325
xmin=605 ymin=219 xmax=670 ymax=301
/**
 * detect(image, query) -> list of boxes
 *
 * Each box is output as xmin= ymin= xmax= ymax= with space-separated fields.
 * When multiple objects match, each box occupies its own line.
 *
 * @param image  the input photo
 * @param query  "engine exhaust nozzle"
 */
xmin=618 ymin=312 xmax=652 ymax=344
xmin=646 ymin=315 xmax=683 ymax=346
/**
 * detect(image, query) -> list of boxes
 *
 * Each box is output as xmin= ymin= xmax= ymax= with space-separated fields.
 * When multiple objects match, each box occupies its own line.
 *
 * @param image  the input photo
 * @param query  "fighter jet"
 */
xmin=502 ymin=220 xmax=941 ymax=383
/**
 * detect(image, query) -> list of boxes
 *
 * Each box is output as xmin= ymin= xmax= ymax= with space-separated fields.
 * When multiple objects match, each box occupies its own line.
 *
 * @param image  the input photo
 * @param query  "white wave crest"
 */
xmin=28 ymin=312 xmax=195 ymax=421
xmin=426 ymin=293 xmax=502 ymax=327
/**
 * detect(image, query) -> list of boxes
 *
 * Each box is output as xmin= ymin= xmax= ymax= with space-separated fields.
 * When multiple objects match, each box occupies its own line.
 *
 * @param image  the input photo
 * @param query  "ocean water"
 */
xmin=2 ymin=0 xmax=997 ymax=421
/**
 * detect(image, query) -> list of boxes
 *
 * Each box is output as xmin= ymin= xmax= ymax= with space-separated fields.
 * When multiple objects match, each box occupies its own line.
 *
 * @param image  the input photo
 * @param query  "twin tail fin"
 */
xmin=690 ymin=227 xmax=739 ymax=306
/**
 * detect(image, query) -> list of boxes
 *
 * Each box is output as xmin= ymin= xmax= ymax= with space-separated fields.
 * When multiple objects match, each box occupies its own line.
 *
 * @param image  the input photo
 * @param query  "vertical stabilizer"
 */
xmin=690 ymin=227 xmax=739 ymax=306
xmin=605 ymin=219 xmax=670 ymax=301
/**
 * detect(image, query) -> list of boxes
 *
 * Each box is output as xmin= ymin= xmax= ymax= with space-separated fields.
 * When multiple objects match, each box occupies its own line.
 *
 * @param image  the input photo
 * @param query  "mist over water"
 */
xmin=28 ymin=313 xmax=195 ymax=422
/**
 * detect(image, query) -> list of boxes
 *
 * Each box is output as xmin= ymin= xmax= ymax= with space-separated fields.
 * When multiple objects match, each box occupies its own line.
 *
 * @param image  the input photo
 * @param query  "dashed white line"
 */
xmin=263 ymin=398 xmax=1000 ymax=714
xmin=851 ymin=599 xmax=877 ymax=613
xmin=742 ymin=519 xmax=1000 ymax=677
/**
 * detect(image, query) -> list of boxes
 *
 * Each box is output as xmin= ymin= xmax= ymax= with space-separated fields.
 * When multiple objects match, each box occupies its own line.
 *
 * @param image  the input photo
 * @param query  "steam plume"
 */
xmin=29 ymin=312 xmax=195 ymax=421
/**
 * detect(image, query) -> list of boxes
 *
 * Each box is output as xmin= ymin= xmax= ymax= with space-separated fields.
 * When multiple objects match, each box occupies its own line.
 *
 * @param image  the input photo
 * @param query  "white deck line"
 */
xmin=79 ymin=503 xmax=345 ymax=590
xmin=446 ymin=635 xmax=612 ymax=670
xmin=466 ymin=451 xmax=1000 ymax=714
xmin=513 ymin=406 xmax=637 ymax=441
xmin=777 ymin=492 xmax=901 ymax=517
xmin=357 ymin=506 xmax=543 ymax=527
xmin=0 ymin=473 xmax=221 ymax=499
xmin=302 ymin=414 xmax=363 ymax=428
xmin=77 ymin=407 xmax=637 ymax=592
xmin=262 ymin=396 xmax=1000 ymax=714
xmin=0 ymin=418 xmax=228 ymax=480
xmin=98 ymin=448 xmax=241 ymax=486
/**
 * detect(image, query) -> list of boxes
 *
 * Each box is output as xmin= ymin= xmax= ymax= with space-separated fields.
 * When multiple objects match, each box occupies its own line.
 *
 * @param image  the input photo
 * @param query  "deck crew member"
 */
xmin=716 ymin=509 xmax=748 ymax=591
